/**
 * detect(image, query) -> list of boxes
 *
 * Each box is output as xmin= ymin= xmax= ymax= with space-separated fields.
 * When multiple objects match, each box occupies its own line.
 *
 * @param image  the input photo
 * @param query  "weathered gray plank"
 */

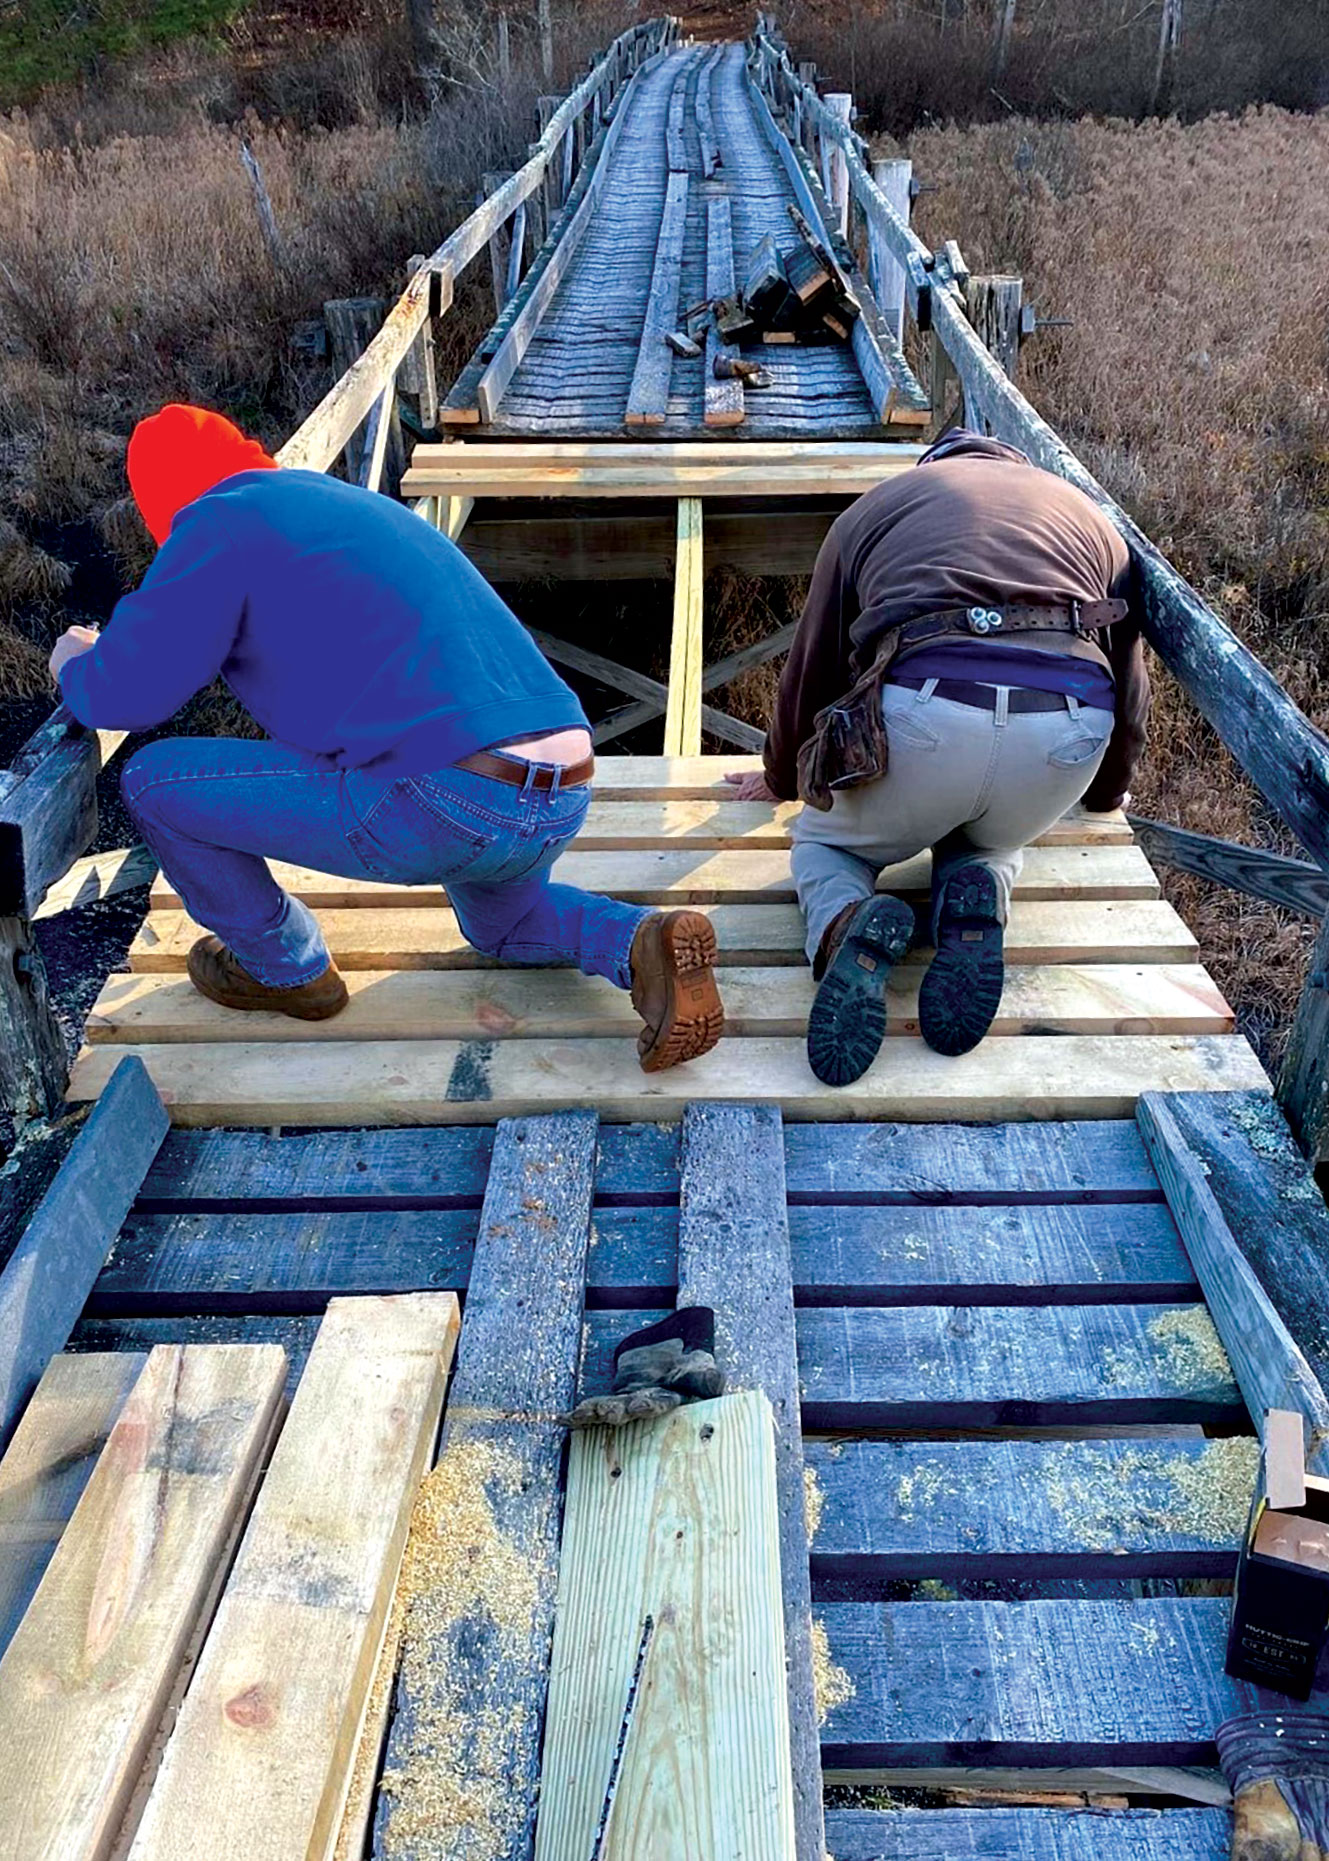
xmin=818 ymin=1598 xmax=1312 ymax=1767
xmin=666 ymin=54 xmax=691 ymax=172
xmin=1129 ymin=816 xmax=1329 ymax=918
xmin=0 ymin=1056 xmax=168 ymax=1453
xmin=374 ymin=1112 xmax=598 ymax=1861
xmin=823 ymin=1807 xmax=1230 ymax=1860
xmin=704 ymin=196 xmax=744 ymax=428
xmin=1281 ymin=909 xmax=1329 ymax=1156
xmin=580 ymin=1304 xmax=1245 ymax=1427
xmin=625 ymin=169 xmax=690 ymax=425
xmin=0 ymin=708 xmax=124 ymax=919
xmin=804 ymin=1436 xmax=1252 ymax=1581
xmin=138 ymin=1127 xmax=495 ymax=1210
xmin=1138 ymin=1090 xmax=1329 ymax=1466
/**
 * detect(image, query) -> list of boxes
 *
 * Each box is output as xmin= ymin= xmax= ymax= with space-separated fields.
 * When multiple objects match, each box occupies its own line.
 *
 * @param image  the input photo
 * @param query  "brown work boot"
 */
xmin=629 ymin=911 xmax=724 ymax=1073
xmin=186 ymin=934 xmax=349 ymax=1021
xmin=813 ymin=901 xmax=861 ymax=981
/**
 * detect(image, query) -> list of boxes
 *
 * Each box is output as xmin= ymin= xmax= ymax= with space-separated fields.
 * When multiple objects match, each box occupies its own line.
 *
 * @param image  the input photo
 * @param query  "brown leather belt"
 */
xmin=895 ymin=598 xmax=1129 ymax=651
xmin=454 ymin=748 xmax=596 ymax=790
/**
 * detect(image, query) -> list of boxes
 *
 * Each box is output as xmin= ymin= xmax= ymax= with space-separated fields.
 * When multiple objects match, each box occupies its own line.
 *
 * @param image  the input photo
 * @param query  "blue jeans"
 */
xmin=121 ymin=739 xmax=651 ymax=989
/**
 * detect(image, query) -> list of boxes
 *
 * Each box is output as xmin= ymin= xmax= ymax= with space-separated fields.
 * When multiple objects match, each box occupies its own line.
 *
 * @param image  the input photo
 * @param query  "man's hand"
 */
xmin=723 ymin=770 xmax=779 ymax=803
xmin=49 ymin=626 xmax=99 ymax=682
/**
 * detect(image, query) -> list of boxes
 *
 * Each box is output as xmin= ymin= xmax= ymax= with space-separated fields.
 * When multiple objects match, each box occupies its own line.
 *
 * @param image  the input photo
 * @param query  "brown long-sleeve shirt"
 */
xmin=764 ymin=441 xmax=1150 ymax=812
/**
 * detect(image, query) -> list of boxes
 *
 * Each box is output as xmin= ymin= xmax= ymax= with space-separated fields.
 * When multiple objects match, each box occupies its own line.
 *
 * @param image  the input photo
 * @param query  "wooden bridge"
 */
xmin=4 ymin=16 xmax=1329 ymax=1861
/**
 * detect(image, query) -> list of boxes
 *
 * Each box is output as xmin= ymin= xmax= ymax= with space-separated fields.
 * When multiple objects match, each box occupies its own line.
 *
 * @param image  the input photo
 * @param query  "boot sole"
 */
xmin=187 ymin=952 xmax=350 ymax=1022
xmin=918 ymin=865 xmax=1005 ymax=1057
xmin=806 ymin=896 xmax=915 ymax=1087
xmin=637 ymin=912 xmax=725 ymax=1074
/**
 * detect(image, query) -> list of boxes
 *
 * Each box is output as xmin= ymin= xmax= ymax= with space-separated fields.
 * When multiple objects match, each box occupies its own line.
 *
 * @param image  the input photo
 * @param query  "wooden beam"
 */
xmin=527 ymin=627 xmax=763 ymax=753
xmin=965 ymin=273 xmax=1023 ymax=381
xmin=697 ymin=45 xmax=724 ymax=177
xmin=677 ymin=1105 xmax=824 ymax=1861
xmin=0 ymin=1352 xmax=145 ymax=1656
xmin=458 ymin=506 xmax=835 ymax=581
xmin=402 ymin=441 xmax=927 ymax=499
xmin=704 ymin=197 xmax=744 ymax=429
xmin=664 ymin=499 xmax=704 ymax=756
xmin=1137 ymin=1090 xmax=1329 ymax=1467
xmin=665 ymin=56 xmax=690 ymax=172
xmin=625 ymin=169 xmax=690 ymax=426
xmin=374 ymin=1116 xmax=596 ymax=1860
xmin=1128 ymin=815 xmax=1329 ymax=917
xmin=0 ymin=912 xmax=67 ymax=1127
xmin=0 ymin=1054 xmax=168 ymax=1454
xmin=0 ymin=707 xmax=127 ymax=919
xmin=67 ymin=1033 xmax=1269 ymax=1129
xmin=126 ymin=1295 xmax=459 ymax=1861
xmin=1281 ymin=911 xmax=1329 ymax=1156
xmin=824 ymin=1807 xmax=1229 ymax=1857
xmin=533 ymin=1395 xmax=795 ymax=1860
xmin=0 ymin=1343 xmax=286 ymax=1861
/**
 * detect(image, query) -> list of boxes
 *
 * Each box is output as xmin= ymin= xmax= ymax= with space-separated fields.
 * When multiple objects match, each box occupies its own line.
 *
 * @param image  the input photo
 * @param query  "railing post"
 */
xmin=538 ymin=96 xmax=562 ymax=221
xmin=825 ymin=94 xmax=853 ymax=238
xmin=870 ymin=157 xmax=911 ymax=344
xmin=481 ymin=172 xmax=516 ymax=315
xmin=964 ymin=273 xmax=1023 ymax=382
xmin=1280 ymin=916 xmax=1329 ymax=1162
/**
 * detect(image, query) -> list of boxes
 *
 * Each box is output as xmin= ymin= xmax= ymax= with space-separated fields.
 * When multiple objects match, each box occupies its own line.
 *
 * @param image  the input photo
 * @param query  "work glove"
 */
xmin=566 ymin=1305 xmax=724 ymax=1429
xmin=1217 ymin=1711 xmax=1329 ymax=1860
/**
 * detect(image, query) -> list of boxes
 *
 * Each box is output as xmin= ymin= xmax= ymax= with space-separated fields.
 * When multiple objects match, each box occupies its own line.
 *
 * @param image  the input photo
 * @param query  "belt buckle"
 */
xmin=1070 ymin=598 xmax=1089 ymax=639
xmin=967 ymin=605 xmax=1003 ymax=635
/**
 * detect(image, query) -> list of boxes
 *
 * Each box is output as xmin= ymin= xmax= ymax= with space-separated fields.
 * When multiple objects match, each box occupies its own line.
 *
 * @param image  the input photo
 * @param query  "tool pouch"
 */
xmin=796 ymin=649 xmax=896 ymax=812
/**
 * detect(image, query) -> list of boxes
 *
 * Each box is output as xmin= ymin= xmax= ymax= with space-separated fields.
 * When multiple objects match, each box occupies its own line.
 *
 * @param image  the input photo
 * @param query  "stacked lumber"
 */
xmin=0 ymin=1293 xmax=459 ymax=1860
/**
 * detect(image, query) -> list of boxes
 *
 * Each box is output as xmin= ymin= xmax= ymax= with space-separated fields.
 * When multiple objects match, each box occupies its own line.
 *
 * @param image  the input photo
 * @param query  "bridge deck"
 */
xmin=450 ymin=43 xmax=921 ymax=439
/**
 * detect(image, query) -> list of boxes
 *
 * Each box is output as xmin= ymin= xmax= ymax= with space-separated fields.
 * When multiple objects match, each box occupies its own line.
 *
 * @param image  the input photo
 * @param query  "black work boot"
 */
xmin=917 ymin=862 xmax=1005 ymax=1056
xmin=566 ymin=1306 xmax=725 ymax=1429
xmin=806 ymin=895 xmax=915 ymax=1087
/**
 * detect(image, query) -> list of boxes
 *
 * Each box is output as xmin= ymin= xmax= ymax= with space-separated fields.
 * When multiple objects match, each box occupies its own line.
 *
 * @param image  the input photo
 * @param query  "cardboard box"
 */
xmin=1226 ymin=1409 xmax=1329 ymax=1699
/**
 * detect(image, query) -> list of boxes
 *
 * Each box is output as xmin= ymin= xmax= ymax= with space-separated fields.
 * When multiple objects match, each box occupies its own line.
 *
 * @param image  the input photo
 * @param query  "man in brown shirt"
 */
xmin=727 ymin=430 xmax=1149 ymax=1085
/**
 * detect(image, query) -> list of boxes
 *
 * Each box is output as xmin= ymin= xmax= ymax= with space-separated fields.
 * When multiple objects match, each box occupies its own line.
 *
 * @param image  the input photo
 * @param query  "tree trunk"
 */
xmin=406 ymin=0 xmax=441 ymax=76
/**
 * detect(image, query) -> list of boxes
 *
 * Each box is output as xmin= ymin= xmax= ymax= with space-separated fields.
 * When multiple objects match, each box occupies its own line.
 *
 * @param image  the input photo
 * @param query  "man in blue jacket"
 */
xmin=50 ymin=404 xmax=724 ymax=1072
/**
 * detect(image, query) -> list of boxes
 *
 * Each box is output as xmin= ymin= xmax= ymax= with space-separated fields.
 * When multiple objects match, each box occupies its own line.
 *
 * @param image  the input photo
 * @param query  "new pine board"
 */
xmin=0 ymin=1351 xmax=145 ymax=1655
xmin=816 ymin=1597 xmax=1311 ymax=1768
xmin=533 ymin=1396 xmax=795 ymax=1861
xmin=803 ymin=1436 xmax=1248 ymax=1580
xmin=146 ymin=843 xmax=1160 ymax=910
xmin=67 ymin=1033 xmax=1269 ymax=1127
xmin=129 ymin=899 xmax=1201 ymax=971
xmin=86 ymin=962 xmax=1233 ymax=1046
xmin=0 ymin=1344 xmax=286 ymax=1861
xmin=125 ymin=1295 xmax=458 ymax=1861
xmin=580 ymin=1304 xmax=1245 ymax=1427
xmin=822 ymin=1807 xmax=1230 ymax=1860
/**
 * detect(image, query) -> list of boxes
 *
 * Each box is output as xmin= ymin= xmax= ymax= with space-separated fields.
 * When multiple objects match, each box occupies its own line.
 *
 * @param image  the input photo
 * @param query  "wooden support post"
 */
xmin=870 ymin=157 xmax=911 ymax=344
xmin=238 ymin=139 xmax=286 ymax=271
xmin=965 ymin=273 xmax=1023 ymax=383
xmin=665 ymin=499 xmax=704 ymax=758
xmin=481 ymin=171 xmax=516 ymax=315
xmin=505 ymin=199 xmax=528 ymax=303
xmin=676 ymin=1105 xmax=826 ymax=1861
xmin=825 ymin=94 xmax=853 ymax=238
xmin=1279 ymin=912 xmax=1329 ymax=1160
xmin=931 ymin=327 xmax=963 ymax=433
xmin=357 ymin=380 xmax=394 ymax=494
xmin=0 ymin=915 xmax=66 ymax=1130
xmin=444 ymin=494 xmax=474 ymax=542
xmin=537 ymin=96 xmax=562 ymax=221
xmin=400 ymin=257 xmax=439 ymax=432
xmin=324 ymin=297 xmax=404 ymax=487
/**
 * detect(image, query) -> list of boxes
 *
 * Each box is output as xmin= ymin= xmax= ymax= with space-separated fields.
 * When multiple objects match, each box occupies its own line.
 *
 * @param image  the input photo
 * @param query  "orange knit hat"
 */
xmin=127 ymin=404 xmax=277 ymax=545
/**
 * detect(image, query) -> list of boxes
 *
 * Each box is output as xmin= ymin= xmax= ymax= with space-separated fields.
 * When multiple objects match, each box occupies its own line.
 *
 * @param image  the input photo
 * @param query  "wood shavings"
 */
xmin=803 ymin=1463 xmax=825 ymax=1542
xmin=1146 ymin=1307 xmax=1233 ymax=1388
xmin=376 ymin=1437 xmax=544 ymax=1861
xmin=810 ymin=1617 xmax=853 ymax=1726
xmin=1038 ymin=1437 xmax=1259 ymax=1551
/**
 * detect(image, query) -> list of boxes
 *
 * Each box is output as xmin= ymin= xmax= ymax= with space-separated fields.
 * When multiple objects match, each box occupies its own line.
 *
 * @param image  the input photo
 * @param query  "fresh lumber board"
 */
xmin=704 ymin=196 xmax=744 ymax=428
xmin=68 ymin=1034 xmax=1269 ymax=1128
xmin=626 ymin=169 xmax=689 ymax=424
xmin=676 ymin=1105 xmax=824 ymax=1861
xmin=533 ymin=1394 xmax=795 ymax=1861
xmin=147 ymin=843 xmax=1162 ymax=910
xmin=571 ymin=797 xmax=1131 ymax=848
xmin=1138 ymin=1091 xmax=1329 ymax=1467
xmin=85 ymin=963 xmax=1234 ymax=1046
xmin=125 ymin=1296 xmax=457 ymax=1861
xmin=84 ymin=1199 xmax=1198 ymax=1321
xmin=374 ymin=1115 xmax=597 ymax=1861
xmin=803 ymin=1436 xmax=1251 ymax=1581
xmin=816 ymin=1597 xmax=1300 ymax=1768
xmin=0 ymin=1054 xmax=168 ymax=1453
xmin=33 ymin=843 xmax=157 ymax=919
xmin=663 ymin=498 xmax=705 ymax=756
xmin=822 ymin=1807 xmax=1231 ymax=1859
xmin=1150 ymin=1090 xmax=1329 ymax=1402
xmin=400 ymin=442 xmax=926 ymax=499
xmin=0 ymin=1351 xmax=145 ymax=1655
xmin=127 ymin=898 xmax=1204 ymax=972
xmin=0 ymin=1343 xmax=286 ymax=1861
xmin=581 ymin=1303 xmax=1246 ymax=1427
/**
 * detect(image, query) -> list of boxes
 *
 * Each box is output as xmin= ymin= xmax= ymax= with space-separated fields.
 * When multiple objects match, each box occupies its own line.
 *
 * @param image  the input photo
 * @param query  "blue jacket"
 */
xmin=60 ymin=470 xmax=587 ymax=772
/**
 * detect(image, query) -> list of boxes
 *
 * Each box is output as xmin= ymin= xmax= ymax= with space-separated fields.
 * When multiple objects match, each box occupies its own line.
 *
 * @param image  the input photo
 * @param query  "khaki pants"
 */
xmin=790 ymin=679 xmax=1113 ymax=965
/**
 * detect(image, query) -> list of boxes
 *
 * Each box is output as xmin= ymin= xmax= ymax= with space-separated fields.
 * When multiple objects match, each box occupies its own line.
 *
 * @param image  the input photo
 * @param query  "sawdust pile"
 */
xmin=803 ymin=1463 xmax=825 ymax=1543
xmin=376 ymin=1436 xmax=545 ymax=1861
xmin=810 ymin=1617 xmax=854 ymax=1727
xmin=1040 ymin=1436 xmax=1259 ymax=1551
xmin=1103 ymin=1306 xmax=1233 ymax=1391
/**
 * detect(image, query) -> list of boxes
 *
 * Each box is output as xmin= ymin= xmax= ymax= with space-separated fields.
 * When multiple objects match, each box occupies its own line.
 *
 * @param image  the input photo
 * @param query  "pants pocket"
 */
xmin=882 ymin=700 xmax=941 ymax=753
xmin=1047 ymin=726 xmax=1111 ymax=770
xmin=346 ymin=776 xmax=491 ymax=882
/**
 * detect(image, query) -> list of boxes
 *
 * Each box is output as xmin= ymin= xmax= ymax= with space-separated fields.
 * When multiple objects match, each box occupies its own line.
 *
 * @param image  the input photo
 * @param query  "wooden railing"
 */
xmin=0 ymin=15 xmax=675 ymax=1129
xmin=749 ymin=15 xmax=1329 ymax=1157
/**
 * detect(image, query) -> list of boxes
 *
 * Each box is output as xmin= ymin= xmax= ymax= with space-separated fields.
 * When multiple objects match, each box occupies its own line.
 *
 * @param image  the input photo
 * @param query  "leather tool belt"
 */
xmin=455 ymin=748 xmax=596 ymax=790
xmin=796 ymin=599 xmax=1127 ymax=812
